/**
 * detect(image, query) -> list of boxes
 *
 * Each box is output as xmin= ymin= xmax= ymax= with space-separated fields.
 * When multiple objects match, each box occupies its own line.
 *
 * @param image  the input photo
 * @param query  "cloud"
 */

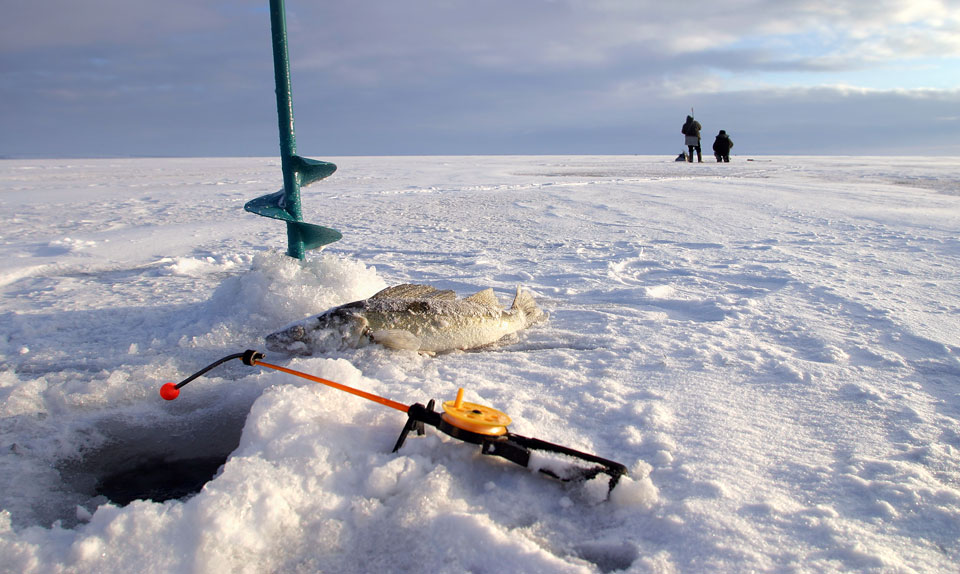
xmin=0 ymin=1 xmax=243 ymax=52
xmin=1 ymin=0 xmax=958 ymax=157
xmin=280 ymin=1 xmax=960 ymax=73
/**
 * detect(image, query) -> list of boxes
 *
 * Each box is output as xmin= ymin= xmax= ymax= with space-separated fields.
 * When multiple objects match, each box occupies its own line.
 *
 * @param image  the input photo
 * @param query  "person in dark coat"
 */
xmin=681 ymin=115 xmax=702 ymax=162
xmin=712 ymin=130 xmax=733 ymax=162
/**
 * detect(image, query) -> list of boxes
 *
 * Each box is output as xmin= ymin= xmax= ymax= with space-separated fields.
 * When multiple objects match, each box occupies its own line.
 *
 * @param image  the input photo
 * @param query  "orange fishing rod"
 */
xmin=255 ymin=358 xmax=409 ymax=413
xmin=160 ymin=350 xmax=406 ymax=412
xmin=160 ymin=350 xmax=627 ymax=492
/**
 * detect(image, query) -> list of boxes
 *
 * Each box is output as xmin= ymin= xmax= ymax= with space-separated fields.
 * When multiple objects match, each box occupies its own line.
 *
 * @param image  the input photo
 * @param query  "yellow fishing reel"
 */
xmin=441 ymin=388 xmax=511 ymax=437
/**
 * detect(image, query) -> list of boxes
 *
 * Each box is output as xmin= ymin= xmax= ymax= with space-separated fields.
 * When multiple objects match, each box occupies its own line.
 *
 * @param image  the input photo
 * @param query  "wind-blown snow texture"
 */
xmin=1 ymin=155 xmax=958 ymax=573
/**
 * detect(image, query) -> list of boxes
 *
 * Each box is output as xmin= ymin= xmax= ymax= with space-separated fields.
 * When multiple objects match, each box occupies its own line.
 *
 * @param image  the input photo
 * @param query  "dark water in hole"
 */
xmin=96 ymin=455 xmax=229 ymax=505
xmin=4 ymin=396 xmax=257 ymax=529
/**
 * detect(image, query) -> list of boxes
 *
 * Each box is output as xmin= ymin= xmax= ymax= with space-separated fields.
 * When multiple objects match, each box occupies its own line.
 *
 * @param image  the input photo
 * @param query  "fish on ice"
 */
xmin=265 ymin=284 xmax=546 ymax=355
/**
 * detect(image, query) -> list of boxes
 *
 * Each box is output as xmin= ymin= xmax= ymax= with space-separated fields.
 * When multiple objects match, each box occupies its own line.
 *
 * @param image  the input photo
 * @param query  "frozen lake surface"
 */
xmin=1 ymin=155 xmax=959 ymax=572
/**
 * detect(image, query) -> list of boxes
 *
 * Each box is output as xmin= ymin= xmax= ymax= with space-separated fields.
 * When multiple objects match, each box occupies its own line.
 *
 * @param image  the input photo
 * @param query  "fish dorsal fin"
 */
xmin=423 ymin=289 xmax=457 ymax=300
xmin=371 ymin=284 xmax=452 ymax=300
xmin=510 ymin=286 xmax=546 ymax=324
xmin=465 ymin=288 xmax=500 ymax=308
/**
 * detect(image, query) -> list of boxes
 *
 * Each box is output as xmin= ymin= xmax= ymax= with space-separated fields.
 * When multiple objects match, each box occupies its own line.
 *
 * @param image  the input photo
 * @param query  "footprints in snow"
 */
xmin=555 ymin=238 xmax=793 ymax=324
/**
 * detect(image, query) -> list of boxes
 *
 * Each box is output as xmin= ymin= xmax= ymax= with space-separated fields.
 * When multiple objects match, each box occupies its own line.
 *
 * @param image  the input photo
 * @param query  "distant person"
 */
xmin=712 ymin=130 xmax=733 ymax=162
xmin=681 ymin=115 xmax=702 ymax=163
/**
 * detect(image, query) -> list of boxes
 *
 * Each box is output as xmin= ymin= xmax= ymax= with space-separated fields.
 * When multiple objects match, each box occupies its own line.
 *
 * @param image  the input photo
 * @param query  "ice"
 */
xmin=0 ymin=155 xmax=959 ymax=572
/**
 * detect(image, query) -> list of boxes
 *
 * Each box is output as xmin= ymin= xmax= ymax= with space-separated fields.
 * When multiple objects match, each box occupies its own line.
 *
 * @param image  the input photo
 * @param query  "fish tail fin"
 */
xmin=511 ymin=286 xmax=546 ymax=324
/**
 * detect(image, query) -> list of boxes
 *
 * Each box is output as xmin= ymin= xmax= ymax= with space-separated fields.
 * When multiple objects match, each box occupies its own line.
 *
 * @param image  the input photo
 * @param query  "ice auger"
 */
xmin=245 ymin=0 xmax=341 ymax=259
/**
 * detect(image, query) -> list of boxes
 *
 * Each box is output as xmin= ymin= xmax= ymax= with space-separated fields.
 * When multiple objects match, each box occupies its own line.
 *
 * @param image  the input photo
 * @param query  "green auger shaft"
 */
xmin=245 ymin=0 xmax=341 ymax=259
xmin=270 ymin=0 xmax=303 ymax=258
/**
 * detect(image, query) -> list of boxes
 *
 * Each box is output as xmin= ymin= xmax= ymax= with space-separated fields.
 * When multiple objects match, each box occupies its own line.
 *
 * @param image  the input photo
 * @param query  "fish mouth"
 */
xmin=263 ymin=331 xmax=283 ymax=351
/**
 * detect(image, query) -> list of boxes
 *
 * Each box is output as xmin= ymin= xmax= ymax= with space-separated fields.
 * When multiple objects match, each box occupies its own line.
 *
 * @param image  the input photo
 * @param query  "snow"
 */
xmin=1 ymin=155 xmax=959 ymax=573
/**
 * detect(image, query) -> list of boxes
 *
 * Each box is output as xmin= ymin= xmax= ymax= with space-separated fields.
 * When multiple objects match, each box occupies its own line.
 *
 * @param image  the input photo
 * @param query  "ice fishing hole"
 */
xmin=95 ymin=455 xmax=230 ymax=506
xmin=575 ymin=542 xmax=639 ymax=573
xmin=60 ymin=404 xmax=249 ymax=511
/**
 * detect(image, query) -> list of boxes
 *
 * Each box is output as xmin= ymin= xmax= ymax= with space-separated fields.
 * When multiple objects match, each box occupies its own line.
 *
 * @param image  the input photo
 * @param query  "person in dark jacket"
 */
xmin=712 ymin=130 xmax=733 ymax=162
xmin=681 ymin=115 xmax=702 ymax=162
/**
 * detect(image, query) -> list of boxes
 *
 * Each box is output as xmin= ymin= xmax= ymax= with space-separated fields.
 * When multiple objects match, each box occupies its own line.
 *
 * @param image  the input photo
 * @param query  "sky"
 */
xmin=1 ymin=0 xmax=959 ymax=158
